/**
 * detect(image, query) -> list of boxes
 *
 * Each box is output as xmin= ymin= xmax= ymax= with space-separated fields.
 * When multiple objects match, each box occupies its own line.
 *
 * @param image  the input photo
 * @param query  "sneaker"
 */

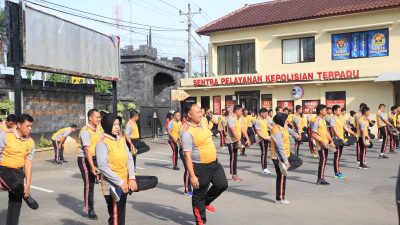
xmin=62 ymin=160 xmax=68 ymax=163
xmin=262 ymin=168 xmax=271 ymax=175
xmin=356 ymin=161 xmax=360 ymax=164
xmin=220 ymin=146 xmax=226 ymax=150
xmin=316 ymin=179 xmax=330 ymax=185
xmin=361 ymin=165 xmax=369 ymax=170
xmin=327 ymin=145 xmax=337 ymax=153
xmin=311 ymin=153 xmax=318 ymax=158
xmin=184 ymin=191 xmax=193 ymax=197
xmin=232 ymin=175 xmax=243 ymax=181
xmin=378 ymin=139 xmax=383 ymax=142
xmin=378 ymin=154 xmax=389 ymax=159
xmin=334 ymin=173 xmax=346 ymax=179
xmin=205 ymin=204 xmax=216 ymax=213
xmin=23 ymin=195 xmax=39 ymax=210
xmin=173 ymin=166 xmax=180 ymax=171
xmin=110 ymin=186 xmax=121 ymax=203
xmin=88 ymin=209 xmax=98 ymax=220
xmin=275 ymin=199 xmax=290 ymax=205
xmin=240 ymin=152 xmax=247 ymax=156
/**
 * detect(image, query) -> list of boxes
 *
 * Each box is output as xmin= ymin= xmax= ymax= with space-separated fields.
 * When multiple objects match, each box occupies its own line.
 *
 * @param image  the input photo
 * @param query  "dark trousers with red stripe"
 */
xmin=272 ymin=159 xmax=286 ymax=201
xmin=219 ymin=130 xmax=225 ymax=147
xmin=307 ymin=128 xmax=316 ymax=155
xmin=78 ymin=156 xmax=97 ymax=212
xmin=192 ymin=161 xmax=228 ymax=225
xmin=169 ymin=140 xmax=179 ymax=167
xmin=379 ymin=126 xmax=388 ymax=154
xmin=179 ymin=150 xmax=192 ymax=194
xmin=294 ymin=139 xmax=301 ymax=156
xmin=0 ymin=166 xmax=24 ymax=225
xmin=389 ymin=130 xmax=396 ymax=152
xmin=259 ymin=140 xmax=269 ymax=170
xmin=227 ymin=142 xmax=239 ymax=175
xmin=317 ymin=149 xmax=328 ymax=180
xmin=52 ymin=140 xmax=64 ymax=163
xmin=333 ymin=145 xmax=344 ymax=174
xmin=105 ymin=193 xmax=127 ymax=225
xmin=357 ymin=137 xmax=367 ymax=167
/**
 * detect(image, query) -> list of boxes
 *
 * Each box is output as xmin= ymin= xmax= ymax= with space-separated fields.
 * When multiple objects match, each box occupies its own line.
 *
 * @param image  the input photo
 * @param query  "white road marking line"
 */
xmin=138 ymin=157 xmax=170 ymax=163
xmin=136 ymin=167 xmax=145 ymax=170
xmin=152 ymin=152 xmax=171 ymax=155
xmin=30 ymin=185 xmax=54 ymax=193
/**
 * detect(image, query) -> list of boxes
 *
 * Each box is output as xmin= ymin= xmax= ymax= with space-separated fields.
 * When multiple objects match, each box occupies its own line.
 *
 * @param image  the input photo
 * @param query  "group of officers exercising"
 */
xmin=0 ymin=101 xmax=399 ymax=225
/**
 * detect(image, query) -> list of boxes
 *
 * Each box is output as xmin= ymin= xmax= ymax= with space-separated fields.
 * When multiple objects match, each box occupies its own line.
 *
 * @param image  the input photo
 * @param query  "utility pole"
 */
xmin=180 ymin=4 xmax=201 ymax=78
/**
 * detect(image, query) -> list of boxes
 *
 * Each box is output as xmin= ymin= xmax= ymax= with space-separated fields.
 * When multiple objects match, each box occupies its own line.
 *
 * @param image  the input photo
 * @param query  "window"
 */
xmin=332 ymin=28 xmax=389 ymax=60
xmin=326 ymin=91 xmax=346 ymax=109
xmin=217 ymin=43 xmax=255 ymax=75
xmin=282 ymin=37 xmax=315 ymax=64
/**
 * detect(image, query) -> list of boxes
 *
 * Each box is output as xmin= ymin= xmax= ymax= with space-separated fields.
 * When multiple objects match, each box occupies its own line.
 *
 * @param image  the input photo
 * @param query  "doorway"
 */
xmin=201 ymin=96 xmax=210 ymax=109
xmin=236 ymin=90 xmax=260 ymax=114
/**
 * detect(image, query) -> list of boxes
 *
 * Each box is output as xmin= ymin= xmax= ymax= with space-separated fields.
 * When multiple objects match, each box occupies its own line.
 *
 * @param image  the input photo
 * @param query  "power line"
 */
xmin=183 ymin=0 xmax=213 ymax=21
xmin=157 ymin=0 xmax=182 ymax=12
xmin=30 ymin=0 xmax=185 ymax=31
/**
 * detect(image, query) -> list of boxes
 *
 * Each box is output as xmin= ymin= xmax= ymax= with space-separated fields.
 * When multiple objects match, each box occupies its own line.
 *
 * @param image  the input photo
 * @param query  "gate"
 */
xmin=139 ymin=106 xmax=170 ymax=138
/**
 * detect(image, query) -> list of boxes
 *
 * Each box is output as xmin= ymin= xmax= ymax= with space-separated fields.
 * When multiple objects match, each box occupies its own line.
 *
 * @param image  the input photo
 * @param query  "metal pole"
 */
xmin=10 ymin=3 xmax=22 ymax=115
xmin=127 ymin=0 xmax=133 ymax=46
xmin=187 ymin=3 xmax=191 ymax=79
xmin=112 ymin=80 xmax=117 ymax=113
xmin=204 ymin=55 xmax=207 ymax=77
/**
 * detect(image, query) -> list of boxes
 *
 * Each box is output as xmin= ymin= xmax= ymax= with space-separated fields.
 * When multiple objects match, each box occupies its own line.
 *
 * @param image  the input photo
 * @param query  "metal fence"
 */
xmin=139 ymin=106 xmax=170 ymax=138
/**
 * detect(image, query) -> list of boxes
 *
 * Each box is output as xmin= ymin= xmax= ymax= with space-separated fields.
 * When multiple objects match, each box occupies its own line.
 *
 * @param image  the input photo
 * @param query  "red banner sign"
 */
xmin=302 ymin=100 xmax=320 ymax=114
xmin=192 ymin=70 xmax=360 ymax=87
xmin=261 ymin=98 xmax=272 ymax=110
xmin=277 ymin=100 xmax=294 ymax=111
xmin=326 ymin=99 xmax=346 ymax=108
xmin=213 ymin=96 xmax=221 ymax=115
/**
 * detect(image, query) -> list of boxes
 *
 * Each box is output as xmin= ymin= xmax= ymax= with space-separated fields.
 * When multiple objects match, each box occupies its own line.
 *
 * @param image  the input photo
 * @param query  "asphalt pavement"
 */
xmin=0 ymin=137 xmax=398 ymax=225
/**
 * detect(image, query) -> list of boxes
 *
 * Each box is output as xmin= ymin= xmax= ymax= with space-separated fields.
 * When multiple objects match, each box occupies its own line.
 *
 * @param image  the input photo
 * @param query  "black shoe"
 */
xmin=378 ymin=154 xmax=389 ymax=159
xmin=23 ymin=195 xmax=39 ymax=210
xmin=173 ymin=166 xmax=180 ymax=171
xmin=316 ymin=179 xmax=330 ymax=185
xmin=361 ymin=165 xmax=370 ymax=170
xmin=88 ymin=209 xmax=98 ymax=220
xmin=62 ymin=160 xmax=68 ymax=163
xmin=240 ymin=153 xmax=247 ymax=156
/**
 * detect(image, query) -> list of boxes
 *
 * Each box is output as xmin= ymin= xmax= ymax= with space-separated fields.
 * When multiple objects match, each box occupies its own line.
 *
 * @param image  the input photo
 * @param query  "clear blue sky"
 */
xmin=16 ymin=0 xmax=265 ymax=74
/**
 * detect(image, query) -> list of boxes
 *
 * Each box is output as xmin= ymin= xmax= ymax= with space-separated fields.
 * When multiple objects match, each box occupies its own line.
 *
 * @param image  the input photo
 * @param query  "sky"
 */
xmin=3 ymin=0 xmax=265 ymax=75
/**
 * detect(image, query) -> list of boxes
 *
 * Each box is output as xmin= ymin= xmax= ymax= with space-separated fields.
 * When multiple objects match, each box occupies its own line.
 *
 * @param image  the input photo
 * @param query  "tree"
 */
xmin=47 ymin=73 xmax=70 ymax=83
xmin=26 ymin=70 xmax=35 ymax=80
xmin=95 ymin=80 xmax=112 ymax=93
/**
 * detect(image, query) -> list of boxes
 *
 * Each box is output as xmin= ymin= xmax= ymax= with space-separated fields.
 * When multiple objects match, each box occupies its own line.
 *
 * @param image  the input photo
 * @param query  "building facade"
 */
xmin=179 ymin=0 xmax=400 ymax=128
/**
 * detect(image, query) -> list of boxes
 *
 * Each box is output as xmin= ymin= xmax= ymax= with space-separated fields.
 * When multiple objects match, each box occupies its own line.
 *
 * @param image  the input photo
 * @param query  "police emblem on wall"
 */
xmin=291 ymin=85 xmax=304 ymax=100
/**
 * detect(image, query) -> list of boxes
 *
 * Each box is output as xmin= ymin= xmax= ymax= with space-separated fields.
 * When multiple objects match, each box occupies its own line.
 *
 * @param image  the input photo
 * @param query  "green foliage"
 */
xmin=47 ymin=73 xmax=70 ymax=83
xmin=0 ymin=99 xmax=13 ymax=118
xmin=127 ymin=102 xmax=137 ymax=111
xmin=95 ymin=80 xmax=112 ymax=93
xmin=36 ymin=135 xmax=53 ymax=148
xmin=117 ymin=101 xmax=125 ymax=113
xmin=26 ymin=70 xmax=35 ymax=80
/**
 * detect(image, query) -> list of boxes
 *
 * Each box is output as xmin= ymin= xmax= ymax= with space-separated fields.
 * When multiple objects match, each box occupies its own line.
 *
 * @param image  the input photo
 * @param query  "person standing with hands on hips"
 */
xmin=182 ymin=104 xmax=228 ymax=225
xmin=96 ymin=113 xmax=137 ymax=225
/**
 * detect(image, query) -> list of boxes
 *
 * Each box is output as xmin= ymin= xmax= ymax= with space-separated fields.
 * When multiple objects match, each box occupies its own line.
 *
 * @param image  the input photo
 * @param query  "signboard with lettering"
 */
xmin=368 ymin=29 xmax=389 ymax=58
xmin=277 ymin=100 xmax=294 ymax=111
xmin=213 ymin=96 xmax=221 ymax=115
xmin=326 ymin=99 xmax=346 ymax=109
xmin=332 ymin=34 xmax=350 ymax=60
xmin=261 ymin=98 xmax=272 ymax=110
xmin=225 ymin=96 xmax=236 ymax=114
xmin=190 ymin=69 xmax=360 ymax=87
xmin=302 ymin=100 xmax=320 ymax=114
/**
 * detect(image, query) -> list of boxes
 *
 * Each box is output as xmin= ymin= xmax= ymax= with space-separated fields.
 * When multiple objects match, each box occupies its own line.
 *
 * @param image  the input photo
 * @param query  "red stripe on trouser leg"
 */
xmin=280 ymin=175 xmax=284 ymax=200
xmin=321 ymin=150 xmax=326 ymax=179
xmin=230 ymin=144 xmax=234 ymax=175
xmin=113 ymin=201 xmax=118 ymax=225
xmin=384 ymin=128 xmax=388 ymax=153
xmin=82 ymin=158 xmax=89 ymax=212
xmin=194 ymin=207 xmax=204 ymax=225
xmin=170 ymin=141 xmax=176 ymax=166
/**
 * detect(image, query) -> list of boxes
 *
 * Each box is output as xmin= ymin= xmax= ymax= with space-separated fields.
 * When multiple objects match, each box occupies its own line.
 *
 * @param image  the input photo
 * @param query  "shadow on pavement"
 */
xmin=60 ymin=218 xmax=87 ymax=225
xmin=156 ymin=182 xmax=184 ymax=195
xmin=0 ymin=209 xmax=6 ymax=224
xmin=227 ymin=186 xmax=275 ymax=203
xmin=129 ymin=201 xmax=193 ymax=225
xmin=56 ymin=193 xmax=85 ymax=217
